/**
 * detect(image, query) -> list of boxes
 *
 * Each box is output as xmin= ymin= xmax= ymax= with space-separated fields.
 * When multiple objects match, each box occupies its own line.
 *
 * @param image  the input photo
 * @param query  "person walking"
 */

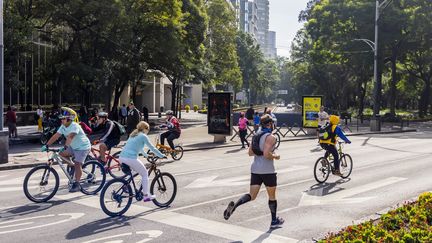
xmin=127 ymin=102 xmax=141 ymax=136
xmin=37 ymin=106 xmax=44 ymax=132
xmin=223 ymin=114 xmax=284 ymax=229
xmin=6 ymin=106 xmax=17 ymax=138
xmin=142 ymin=106 xmax=149 ymax=123
xmin=245 ymin=104 xmax=255 ymax=125
xmin=253 ymin=111 xmax=260 ymax=132
xmin=79 ymin=106 xmax=89 ymax=125
xmin=120 ymin=104 xmax=127 ymax=125
xmin=238 ymin=112 xmax=250 ymax=149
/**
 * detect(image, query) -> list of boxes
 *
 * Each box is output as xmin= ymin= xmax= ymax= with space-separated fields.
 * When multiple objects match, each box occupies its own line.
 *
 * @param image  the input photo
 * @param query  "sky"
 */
xmin=269 ymin=0 xmax=310 ymax=57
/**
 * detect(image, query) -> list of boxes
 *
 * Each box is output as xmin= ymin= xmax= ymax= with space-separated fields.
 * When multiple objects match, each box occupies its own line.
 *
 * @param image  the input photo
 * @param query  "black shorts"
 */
xmin=250 ymin=173 xmax=277 ymax=187
xmin=105 ymin=139 xmax=120 ymax=150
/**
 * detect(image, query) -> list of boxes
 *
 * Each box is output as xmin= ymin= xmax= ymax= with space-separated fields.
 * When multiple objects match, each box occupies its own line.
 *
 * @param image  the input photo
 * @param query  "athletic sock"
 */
xmin=234 ymin=194 xmax=252 ymax=210
xmin=269 ymin=200 xmax=277 ymax=222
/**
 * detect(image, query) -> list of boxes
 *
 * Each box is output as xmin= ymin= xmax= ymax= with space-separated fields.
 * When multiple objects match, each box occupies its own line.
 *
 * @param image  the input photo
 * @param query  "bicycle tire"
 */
xmin=80 ymin=160 xmax=106 ymax=195
xmin=171 ymin=145 xmax=184 ymax=160
xmin=313 ymin=157 xmax=331 ymax=183
xmin=274 ymin=133 xmax=281 ymax=149
xmin=100 ymin=178 xmax=132 ymax=217
xmin=150 ymin=172 xmax=177 ymax=207
xmin=23 ymin=165 xmax=59 ymax=203
xmin=107 ymin=151 xmax=124 ymax=179
xmin=340 ymin=154 xmax=353 ymax=179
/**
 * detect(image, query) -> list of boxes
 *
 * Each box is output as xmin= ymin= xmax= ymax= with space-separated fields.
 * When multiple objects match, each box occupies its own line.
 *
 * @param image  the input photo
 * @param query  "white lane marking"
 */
xmin=171 ymin=178 xmax=314 ymax=212
xmin=0 ymin=186 xmax=37 ymax=192
xmin=82 ymin=232 xmax=132 ymax=243
xmin=185 ymin=165 xmax=308 ymax=188
xmin=0 ymin=213 xmax=84 ymax=235
xmin=55 ymin=195 xmax=297 ymax=243
xmin=0 ymin=214 xmax=54 ymax=224
xmin=0 ymin=222 xmax=33 ymax=229
xmin=174 ymin=164 xmax=248 ymax=176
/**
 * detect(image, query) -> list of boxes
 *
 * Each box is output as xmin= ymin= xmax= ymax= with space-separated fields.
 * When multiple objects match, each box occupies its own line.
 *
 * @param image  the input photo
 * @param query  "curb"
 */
xmin=1 ymin=128 xmax=418 ymax=171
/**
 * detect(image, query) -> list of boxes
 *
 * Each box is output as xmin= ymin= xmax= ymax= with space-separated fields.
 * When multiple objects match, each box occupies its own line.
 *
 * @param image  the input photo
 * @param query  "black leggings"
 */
xmin=321 ymin=143 xmax=339 ymax=170
xmin=239 ymin=129 xmax=249 ymax=147
xmin=161 ymin=131 xmax=180 ymax=149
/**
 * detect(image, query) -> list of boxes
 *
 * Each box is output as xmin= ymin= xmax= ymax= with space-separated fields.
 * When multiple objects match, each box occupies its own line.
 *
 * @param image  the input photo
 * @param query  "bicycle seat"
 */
xmin=121 ymin=163 xmax=132 ymax=174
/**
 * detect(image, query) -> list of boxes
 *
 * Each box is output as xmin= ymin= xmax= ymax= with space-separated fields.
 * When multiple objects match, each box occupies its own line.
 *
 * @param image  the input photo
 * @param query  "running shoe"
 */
xmin=223 ymin=201 xmax=235 ymax=220
xmin=270 ymin=217 xmax=285 ymax=229
xmin=143 ymin=194 xmax=156 ymax=202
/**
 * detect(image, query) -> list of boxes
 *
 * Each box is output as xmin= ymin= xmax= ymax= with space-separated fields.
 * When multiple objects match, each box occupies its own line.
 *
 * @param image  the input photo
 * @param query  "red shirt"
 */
xmin=6 ymin=111 xmax=17 ymax=123
xmin=168 ymin=117 xmax=181 ymax=134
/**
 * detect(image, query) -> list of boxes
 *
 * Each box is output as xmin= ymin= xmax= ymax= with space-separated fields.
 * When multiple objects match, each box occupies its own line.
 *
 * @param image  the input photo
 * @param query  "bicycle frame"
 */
xmin=120 ymin=162 xmax=162 ymax=200
xmin=47 ymin=152 xmax=75 ymax=183
xmin=90 ymin=146 xmax=121 ymax=170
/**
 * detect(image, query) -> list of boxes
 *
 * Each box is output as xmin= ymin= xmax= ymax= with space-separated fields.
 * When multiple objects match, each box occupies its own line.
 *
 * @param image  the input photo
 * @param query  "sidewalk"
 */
xmin=2 ymin=120 xmax=419 ymax=170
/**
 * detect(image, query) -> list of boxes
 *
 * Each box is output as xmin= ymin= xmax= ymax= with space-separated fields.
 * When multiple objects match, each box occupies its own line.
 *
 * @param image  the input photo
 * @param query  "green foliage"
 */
xmin=321 ymin=192 xmax=432 ymax=242
xmin=193 ymin=105 xmax=199 ymax=112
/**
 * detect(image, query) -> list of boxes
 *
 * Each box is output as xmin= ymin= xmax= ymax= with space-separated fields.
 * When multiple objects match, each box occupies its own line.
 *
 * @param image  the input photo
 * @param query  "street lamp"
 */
xmin=0 ymin=0 xmax=4 ymax=131
xmin=353 ymin=0 xmax=393 ymax=131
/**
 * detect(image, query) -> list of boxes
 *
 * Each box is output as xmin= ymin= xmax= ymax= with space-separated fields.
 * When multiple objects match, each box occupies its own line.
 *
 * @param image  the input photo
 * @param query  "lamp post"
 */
xmin=0 ymin=0 xmax=4 ymax=131
xmin=353 ymin=0 xmax=393 ymax=131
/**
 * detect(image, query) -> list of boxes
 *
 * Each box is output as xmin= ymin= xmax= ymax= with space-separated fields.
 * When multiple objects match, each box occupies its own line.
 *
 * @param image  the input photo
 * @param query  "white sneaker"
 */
xmin=143 ymin=194 xmax=156 ymax=202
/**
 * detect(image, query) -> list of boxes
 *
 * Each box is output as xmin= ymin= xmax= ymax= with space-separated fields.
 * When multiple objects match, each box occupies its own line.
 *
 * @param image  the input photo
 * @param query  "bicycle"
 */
xmin=99 ymin=159 xmax=177 ymax=217
xmin=146 ymin=128 xmax=184 ymax=163
xmin=86 ymin=143 xmax=123 ymax=179
xmin=23 ymin=148 xmax=106 ymax=203
xmin=313 ymin=141 xmax=353 ymax=183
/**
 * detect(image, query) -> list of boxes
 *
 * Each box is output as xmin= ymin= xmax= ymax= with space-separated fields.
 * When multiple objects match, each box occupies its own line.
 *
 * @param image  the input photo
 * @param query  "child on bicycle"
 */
xmin=319 ymin=115 xmax=351 ymax=176
xmin=119 ymin=121 xmax=165 ymax=202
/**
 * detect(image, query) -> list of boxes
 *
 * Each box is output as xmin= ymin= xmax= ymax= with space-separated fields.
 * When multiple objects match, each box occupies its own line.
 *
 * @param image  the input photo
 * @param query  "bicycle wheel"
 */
xmin=313 ymin=157 xmax=331 ymax=183
xmin=171 ymin=145 xmax=184 ymax=160
xmin=340 ymin=154 xmax=353 ymax=179
xmin=23 ymin=165 xmax=59 ymax=203
xmin=274 ymin=133 xmax=281 ymax=149
xmin=107 ymin=151 xmax=124 ymax=179
xmin=100 ymin=178 xmax=133 ymax=217
xmin=80 ymin=160 xmax=106 ymax=195
xmin=150 ymin=172 xmax=177 ymax=207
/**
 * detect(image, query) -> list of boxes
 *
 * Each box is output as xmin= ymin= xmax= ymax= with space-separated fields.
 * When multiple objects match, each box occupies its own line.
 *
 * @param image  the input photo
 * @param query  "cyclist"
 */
xmin=223 ymin=114 xmax=284 ymax=229
xmin=92 ymin=112 xmax=121 ymax=162
xmin=119 ymin=121 xmax=165 ymax=202
xmin=319 ymin=115 xmax=351 ymax=176
xmin=43 ymin=107 xmax=91 ymax=192
xmin=159 ymin=110 xmax=181 ymax=150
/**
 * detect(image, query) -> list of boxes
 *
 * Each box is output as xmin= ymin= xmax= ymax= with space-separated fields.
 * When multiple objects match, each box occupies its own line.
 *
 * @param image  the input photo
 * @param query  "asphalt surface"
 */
xmin=1 ymin=131 xmax=432 ymax=242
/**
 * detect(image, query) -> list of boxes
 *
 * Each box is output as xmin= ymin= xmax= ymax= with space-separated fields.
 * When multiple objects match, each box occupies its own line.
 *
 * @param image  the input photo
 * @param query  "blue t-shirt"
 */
xmin=57 ymin=122 xmax=91 ymax=151
xmin=253 ymin=115 xmax=260 ymax=125
xmin=120 ymin=133 xmax=164 ymax=159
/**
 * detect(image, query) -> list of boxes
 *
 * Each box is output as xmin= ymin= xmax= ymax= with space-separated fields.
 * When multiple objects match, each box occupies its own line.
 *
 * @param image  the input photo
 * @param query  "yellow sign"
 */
xmin=302 ymin=96 xmax=322 ymax=128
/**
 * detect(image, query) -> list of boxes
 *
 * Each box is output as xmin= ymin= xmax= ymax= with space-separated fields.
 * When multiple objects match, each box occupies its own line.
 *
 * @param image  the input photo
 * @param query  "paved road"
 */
xmin=1 ymin=131 xmax=432 ymax=242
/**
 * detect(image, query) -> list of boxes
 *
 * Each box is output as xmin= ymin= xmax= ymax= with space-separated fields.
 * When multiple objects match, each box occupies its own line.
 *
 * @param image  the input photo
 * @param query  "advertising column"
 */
xmin=302 ymin=96 xmax=322 ymax=128
xmin=208 ymin=92 xmax=233 ymax=142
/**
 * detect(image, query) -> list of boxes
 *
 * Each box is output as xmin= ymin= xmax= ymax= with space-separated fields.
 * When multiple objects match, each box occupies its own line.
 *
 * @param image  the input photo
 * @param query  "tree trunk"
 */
xmin=357 ymin=80 xmax=367 ymax=124
xmin=170 ymin=79 xmax=177 ymax=116
xmin=389 ymin=53 xmax=398 ymax=117
xmin=418 ymin=78 xmax=431 ymax=118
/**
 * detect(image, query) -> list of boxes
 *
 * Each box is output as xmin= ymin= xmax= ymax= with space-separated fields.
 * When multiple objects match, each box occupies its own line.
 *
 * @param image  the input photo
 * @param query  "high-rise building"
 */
xmin=255 ymin=0 xmax=269 ymax=54
xmin=237 ymin=0 xmax=258 ymax=39
xmin=267 ymin=31 xmax=277 ymax=58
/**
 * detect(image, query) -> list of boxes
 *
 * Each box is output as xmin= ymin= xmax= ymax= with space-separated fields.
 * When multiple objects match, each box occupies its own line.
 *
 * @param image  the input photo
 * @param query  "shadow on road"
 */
xmin=0 ymin=200 xmax=68 ymax=219
xmin=224 ymin=148 xmax=244 ymax=154
xmin=307 ymin=178 xmax=351 ymax=197
xmin=250 ymin=228 xmax=280 ymax=243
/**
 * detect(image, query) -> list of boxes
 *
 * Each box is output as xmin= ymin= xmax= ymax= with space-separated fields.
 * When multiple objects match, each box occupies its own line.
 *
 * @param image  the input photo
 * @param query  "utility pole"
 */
xmin=0 ymin=0 xmax=4 ymax=131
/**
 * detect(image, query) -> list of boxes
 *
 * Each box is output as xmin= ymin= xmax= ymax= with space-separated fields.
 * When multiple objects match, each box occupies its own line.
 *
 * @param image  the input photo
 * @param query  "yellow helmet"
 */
xmin=329 ymin=115 xmax=340 ymax=125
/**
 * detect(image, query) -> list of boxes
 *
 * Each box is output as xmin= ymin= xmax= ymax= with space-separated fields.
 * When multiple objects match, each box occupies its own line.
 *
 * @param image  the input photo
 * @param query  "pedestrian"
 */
xmin=223 ymin=114 xmax=284 ymax=229
xmin=253 ymin=111 xmax=260 ymax=132
xmin=142 ymin=105 xmax=149 ymax=123
xmin=6 ymin=106 xmax=17 ymax=138
xmin=79 ymin=106 xmax=89 ymax=125
xmin=37 ymin=105 xmax=44 ymax=132
xmin=127 ymin=102 xmax=141 ymax=136
xmin=245 ymin=104 xmax=254 ymax=125
xmin=110 ymin=106 xmax=119 ymax=122
xmin=317 ymin=106 xmax=330 ymax=143
xmin=238 ymin=112 xmax=250 ymax=149
xmin=120 ymin=104 xmax=127 ymax=125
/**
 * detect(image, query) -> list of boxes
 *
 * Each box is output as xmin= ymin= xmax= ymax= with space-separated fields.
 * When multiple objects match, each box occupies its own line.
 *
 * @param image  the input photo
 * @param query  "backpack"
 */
xmin=79 ymin=121 xmax=93 ymax=135
xmin=251 ymin=131 xmax=270 ymax=156
xmin=319 ymin=123 xmax=336 ymax=141
xmin=113 ymin=120 xmax=126 ymax=136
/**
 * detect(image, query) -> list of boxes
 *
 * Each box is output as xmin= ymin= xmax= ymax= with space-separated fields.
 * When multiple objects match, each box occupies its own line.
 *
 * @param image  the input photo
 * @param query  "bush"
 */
xmin=185 ymin=105 xmax=190 ymax=113
xmin=193 ymin=105 xmax=199 ymax=112
xmin=320 ymin=192 xmax=432 ymax=242
xmin=198 ymin=109 xmax=207 ymax=114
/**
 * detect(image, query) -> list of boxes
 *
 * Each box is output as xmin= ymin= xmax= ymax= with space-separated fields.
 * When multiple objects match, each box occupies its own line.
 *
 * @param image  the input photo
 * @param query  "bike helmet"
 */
xmin=59 ymin=107 xmax=76 ymax=121
xmin=166 ymin=110 xmax=174 ymax=115
xmin=97 ymin=112 xmax=109 ymax=118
